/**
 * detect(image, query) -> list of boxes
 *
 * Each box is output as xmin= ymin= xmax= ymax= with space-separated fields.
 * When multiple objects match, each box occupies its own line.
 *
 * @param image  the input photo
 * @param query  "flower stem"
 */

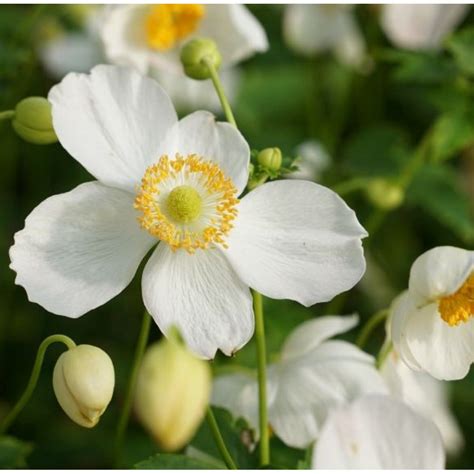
xmin=114 ymin=310 xmax=151 ymax=467
xmin=0 ymin=110 xmax=14 ymax=121
xmin=332 ymin=177 xmax=370 ymax=197
xmin=0 ymin=334 xmax=76 ymax=434
xmin=253 ymin=290 xmax=270 ymax=467
xmin=206 ymin=407 xmax=238 ymax=469
xmin=376 ymin=340 xmax=393 ymax=369
xmin=201 ymin=57 xmax=237 ymax=128
xmin=356 ymin=309 xmax=389 ymax=349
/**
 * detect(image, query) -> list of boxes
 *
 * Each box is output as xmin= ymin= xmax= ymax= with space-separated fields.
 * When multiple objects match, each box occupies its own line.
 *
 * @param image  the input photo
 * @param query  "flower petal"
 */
xmin=199 ymin=5 xmax=268 ymax=66
xmin=281 ymin=314 xmax=359 ymax=361
xmin=405 ymin=303 xmax=474 ymax=380
xmin=175 ymin=111 xmax=250 ymax=195
xmin=9 ymin=182 xmax=155 ymax=318
xmin=408 ymin=246 xmax=474 ymax=304
xmin=142 ymin=245 xmax=253 ymax=359
xmin=49 ymin=64 xmax=178 ymax=192
xmin=226 ymin=180 xmax=367 ymax=306
xmin=313 ymin=395 xmax=445 ymax=469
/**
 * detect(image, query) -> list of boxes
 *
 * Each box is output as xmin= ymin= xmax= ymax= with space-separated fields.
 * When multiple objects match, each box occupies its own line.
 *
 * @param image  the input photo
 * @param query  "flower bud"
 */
xmin=12 ymin=97 xmax=57 ymax=145
xmin=53 ymin=345 xmax=114 ymax=428
xmin=366 ymin=178 xmax=404 ymax=210
xmin=134 ymin=336 xmax=211 ymax=451
xmin=257 ymin=147 xmax=282 ymax=172
xmin=180 ymin=38 xmax=222 ymax=80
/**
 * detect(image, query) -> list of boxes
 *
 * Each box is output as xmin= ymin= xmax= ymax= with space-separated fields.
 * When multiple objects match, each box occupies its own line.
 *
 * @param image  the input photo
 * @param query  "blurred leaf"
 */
xmin=190 ymin=407 xmax=258 ymax=469
xmin=134 ymin=453 xmax=221 ymax=469
xmin=267 ymin=437 xmax=306 ymax=469
xmin=0 ymin=435 xmax=33 ymax=468
xmin=406 ymin=164 xmax=474 ymax=243
xmin=447 ymin=26 xmax=474 ymax=76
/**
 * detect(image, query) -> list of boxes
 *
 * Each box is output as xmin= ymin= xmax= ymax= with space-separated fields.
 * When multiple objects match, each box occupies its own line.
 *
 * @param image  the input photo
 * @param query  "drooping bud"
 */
xmin=257 ymin=147 xmax=282 ymax=172
xmin=366 ymin=178 xmax=404 ymax=210
xmin=12 ymin=97 xmax=57 ymax=145
xmin=180 ymin=38 xmax=222 ymax=80
xmin=134 ymin=333 xmax=211 ymax=451
xmin=53 ymin=345 xmax=115 ymax=428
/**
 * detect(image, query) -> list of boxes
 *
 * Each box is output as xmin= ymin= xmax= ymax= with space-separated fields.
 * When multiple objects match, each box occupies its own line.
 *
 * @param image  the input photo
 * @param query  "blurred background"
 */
xmin=0 ymin=4 xmax=473 ymax=469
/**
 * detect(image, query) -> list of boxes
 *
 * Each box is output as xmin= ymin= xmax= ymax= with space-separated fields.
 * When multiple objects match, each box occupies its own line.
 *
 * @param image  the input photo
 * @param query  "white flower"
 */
xmin=9 ymin=65 xmax=367 ymax=359
xmin=101 ymin=4 xmax=268 ymax=75
xmin=381 ymin=4 xmax=469 ymax=51
xmin=381 ymin=349 xmax=464 ymax=456
xmin=312 ymin=394 xmax=445 ymax=469
xmin=283 ymin=5 xmax=366 ymax=68
xmin=212 ymin=315 xmax=386 ymax=448
xmin=390 ymin=246 xmax=474 ymax=380
xmin=285 ymin=140 xmax=331 ymax=182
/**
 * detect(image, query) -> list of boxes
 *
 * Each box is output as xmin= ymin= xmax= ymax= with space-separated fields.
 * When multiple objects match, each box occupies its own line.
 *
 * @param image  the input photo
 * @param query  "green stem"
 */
xmin=206 ymin=407 xmax=238 ymax=469
xmin=356 ymin=309 xmax=389 ymax=349
xmin=0 ymin=110 xmax=14 ymax=121
xmin=253 ymin=290 xmax=270 ymax=467
xmin=0 ymin=334 xmax=76 ymax=434
xmin=202 ymin=57 xmax=237 ymax=128
xmin=376 ymin=340 xmax=393 ymax=369
xmin=114 ymin=310 xmax=151 ymax=467
xmin=332 ymin=177 xmax=369 ymax=197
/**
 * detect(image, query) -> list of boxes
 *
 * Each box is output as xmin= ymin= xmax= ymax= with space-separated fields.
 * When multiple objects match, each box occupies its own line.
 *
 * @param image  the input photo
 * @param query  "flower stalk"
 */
xmin=0 ymin=334 xmax=76 ymax=434
xmin=356 ymin=309 xmax=389 ymax=349
xmin=206 ymin=407 xmax=238 ymax=469
xmin=0 ymin=110 xmax=14 ymax=121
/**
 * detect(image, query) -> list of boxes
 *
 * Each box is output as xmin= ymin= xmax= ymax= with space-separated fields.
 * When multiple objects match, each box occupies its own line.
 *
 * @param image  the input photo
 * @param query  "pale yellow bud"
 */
xmin=366 ymin=178 xmax=405 ymax=210
xmin=53 ymin=345 xmax=115 ymax=428
xmin=180 ymin=38 xmax=222 ymax=80
xmin=257 ymin=147 xmax=282 ymax=171
xmin=134 ymin=337 xmax=211 ymax=451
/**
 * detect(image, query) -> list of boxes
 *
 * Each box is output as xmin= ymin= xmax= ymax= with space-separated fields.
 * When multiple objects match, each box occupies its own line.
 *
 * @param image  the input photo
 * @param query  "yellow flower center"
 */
xmin=145 ymin=4 xmax=205 ymax=51
xmin=438 ymin=273 xmax=474 ymax=326
xmin=134 ymin=154 xmax=238 ymax=253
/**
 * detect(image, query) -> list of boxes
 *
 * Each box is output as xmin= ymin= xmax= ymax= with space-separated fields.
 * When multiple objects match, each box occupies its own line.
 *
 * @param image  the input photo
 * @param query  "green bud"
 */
xmin=180 ymin=38 xmax=221 ymax=80
xmin=257 ymin=147 xmax=282 ymax=172
xmin=366 ymin=178 xmax=404 ymax=210
xmin=12 ymin=97 xmax=57 ymax=145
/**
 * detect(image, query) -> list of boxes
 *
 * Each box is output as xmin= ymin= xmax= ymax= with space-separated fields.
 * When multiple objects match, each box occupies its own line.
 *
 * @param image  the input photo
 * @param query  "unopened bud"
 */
xmin=134 ymin=335 xmax=211 ymax=451
xmin=180 ymin=38 xmax=221 ymax=80
xmin=366 ymin=178 xmax=404 ymax=210
xmin=12 ymin=97 xmax=57 ymax=145
xmin=53 ymin=345 xmax=114 ymax=428
xmin=257 ymin=147 xmax=282 ymax=172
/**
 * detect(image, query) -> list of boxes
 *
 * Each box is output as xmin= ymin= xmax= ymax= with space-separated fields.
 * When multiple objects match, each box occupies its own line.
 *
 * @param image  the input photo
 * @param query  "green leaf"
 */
xmin=406 ymin=164 xmax=474 ymax=243
xmin=134 ymin=453 xmax=222 ymax=469
xmin=0 ymin=436 xmax=33 ymax=468
xmin=446 ymin=26 xmax=474 ymax=76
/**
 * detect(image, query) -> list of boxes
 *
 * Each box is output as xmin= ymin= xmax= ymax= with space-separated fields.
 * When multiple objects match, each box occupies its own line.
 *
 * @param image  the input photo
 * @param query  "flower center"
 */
xmin=145 ymin=4 xmax=205 ymax=51
xmin=438 ymin=273 xmax=474 ymax=326
xmin=165 ymin=185 xmax=202 ymax=223
xmin=134 ymin=154 xmax=238 ymax=253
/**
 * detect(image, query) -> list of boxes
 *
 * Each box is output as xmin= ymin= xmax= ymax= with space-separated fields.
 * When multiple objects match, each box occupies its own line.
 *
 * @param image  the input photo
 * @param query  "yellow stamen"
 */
xmin=134 ymin=154 xmax=239 ymax=254
xmin=438 ymin=273 xmax=474 ymax=326
xmin=145 ymin=4 xmax=205 ymax=51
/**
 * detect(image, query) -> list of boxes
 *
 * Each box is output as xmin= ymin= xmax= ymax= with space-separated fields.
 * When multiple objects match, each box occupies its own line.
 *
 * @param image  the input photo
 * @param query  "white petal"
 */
xmin=281 ymin=314 xmax=359 ymax=361
xmin=381 ymin=4 xmax=469 ymax=51
xmin=142 ymin=245 xmax=253 ymax=359
xmin=9 ymin=182 xmax=154 ymax=318
xmin=175 ymin=111 xmax=250 ymax=195
xmin=199 ymin=5 xmax=268 ymax=66
xmin=333 ymin=16 xmax=366 ymax=68
xmin=269 ymin=340 xmax=387 ymax=448
xmin=408 ymin=246 xmax=474 ymax=304
xmin=39 ymin=34 xmax=102 ymax=79
xmin=405 ymin=303 xmax=474 ymax=380
xmin=226 ymin=180 xmax=367 ymax=306
xmin=49 ymin=64 xmax=178 ymax=193
xmin=313 ymin=395 xmax=445 ymax=469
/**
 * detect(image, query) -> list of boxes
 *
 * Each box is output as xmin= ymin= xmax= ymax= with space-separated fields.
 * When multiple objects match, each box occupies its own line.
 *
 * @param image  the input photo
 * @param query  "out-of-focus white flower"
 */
xmin=381 ymin=4 xmax=469 ymax=51
xmin=312 ymin=395 xmax=445 ymax=469
xmin=285 ymin=140 xmax=331 ymax=181
xmin=101 ymin=5 xmax=268 ymax=74
xmin=10 ymin=65 xmax=367 ymax=359
xmin=283 ymin=5 xmax=366 ymax=68
xmin=381 ymin=349 xmax=464 ymax=456
xmin=212 ymin=315 xmax=387 ymax=448
xmin=390 ymin=246 xmax=474 ymax=380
